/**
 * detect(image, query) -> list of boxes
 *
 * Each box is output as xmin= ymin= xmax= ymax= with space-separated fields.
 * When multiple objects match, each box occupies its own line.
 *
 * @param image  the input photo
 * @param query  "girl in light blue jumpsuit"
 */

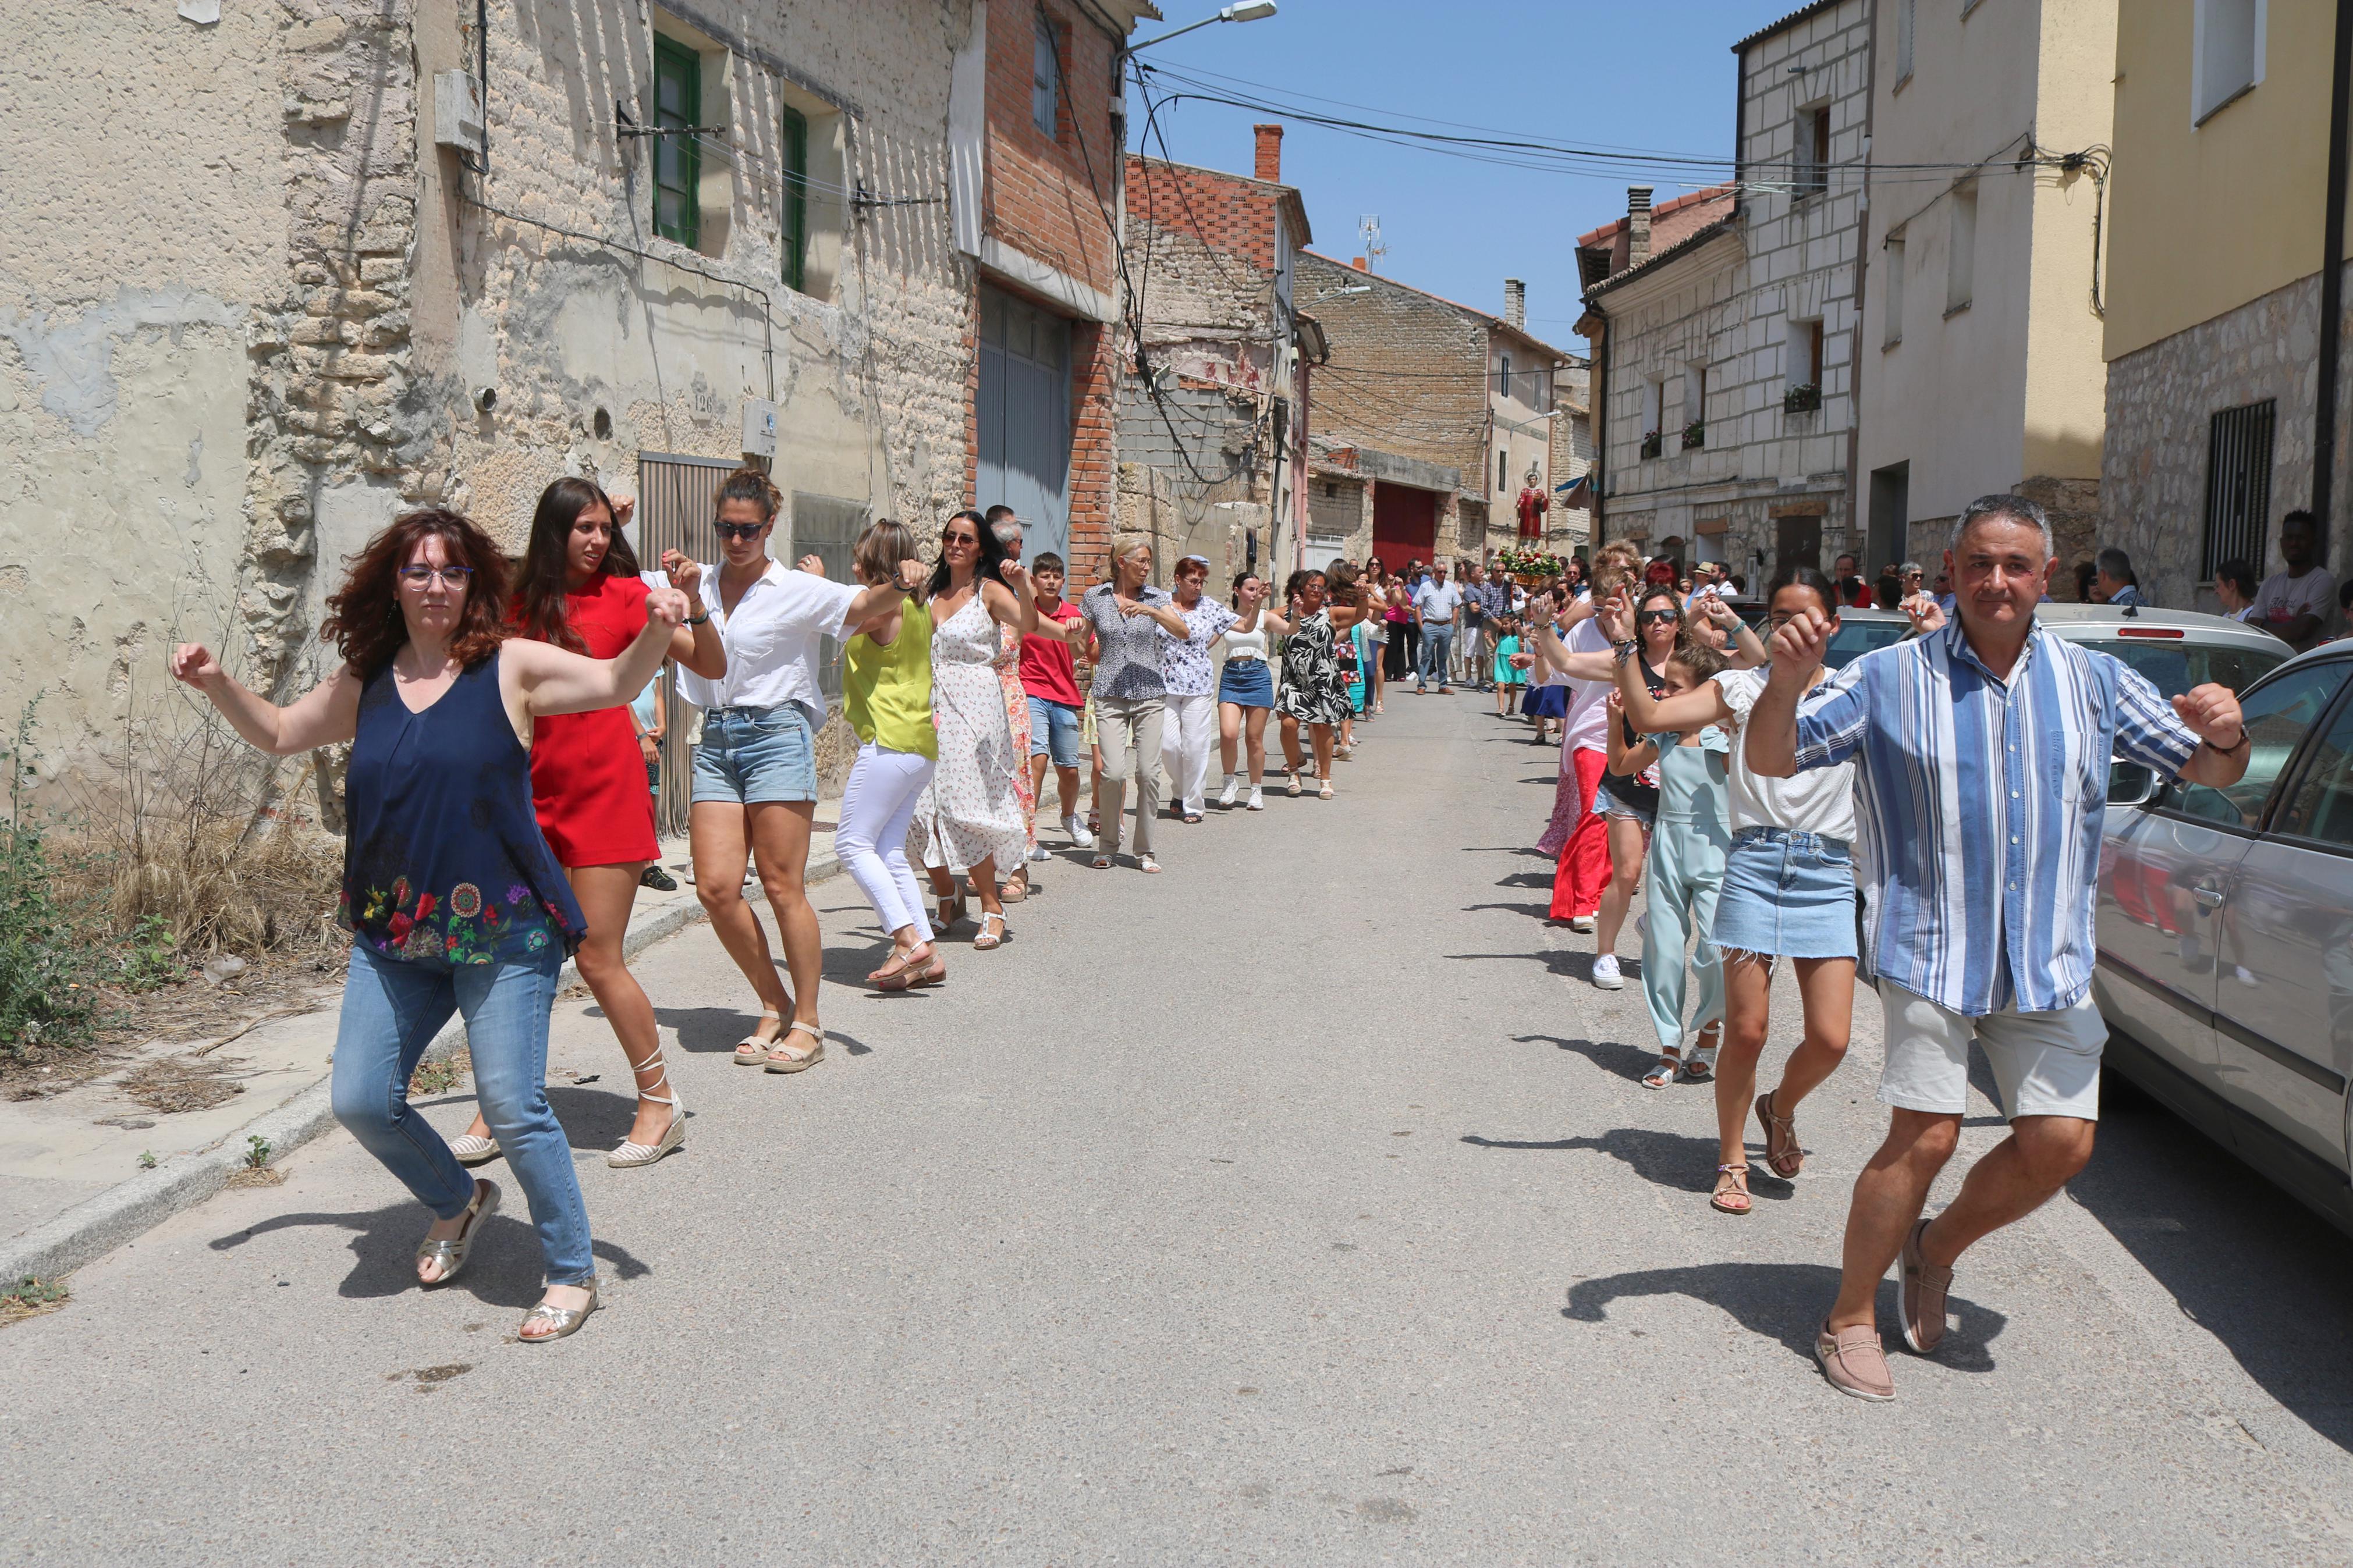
xmin=1608 ymin=641 xmax=1734 ymax=1087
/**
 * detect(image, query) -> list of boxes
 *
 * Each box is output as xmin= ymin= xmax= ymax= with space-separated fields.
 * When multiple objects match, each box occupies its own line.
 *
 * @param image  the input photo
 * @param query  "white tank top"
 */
xmin=1223 ymin=623 xmax=1269 ymax=660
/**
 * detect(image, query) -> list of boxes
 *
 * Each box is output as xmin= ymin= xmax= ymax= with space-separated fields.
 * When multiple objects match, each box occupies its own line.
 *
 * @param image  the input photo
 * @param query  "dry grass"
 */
xmin=0 ymin=1277 xmax=69 ymax=1329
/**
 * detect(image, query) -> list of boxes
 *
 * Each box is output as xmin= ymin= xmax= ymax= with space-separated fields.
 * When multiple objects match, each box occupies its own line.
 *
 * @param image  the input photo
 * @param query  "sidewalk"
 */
xmin=0 ymin=826 xmax=838 ymax=1286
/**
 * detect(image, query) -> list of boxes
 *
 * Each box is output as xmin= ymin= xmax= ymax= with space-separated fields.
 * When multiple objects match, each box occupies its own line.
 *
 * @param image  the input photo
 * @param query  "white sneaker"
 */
xmin=1245 ymin=787 xmax=1265 ymax=811
xmin=1218 ymin=778 xmax=1239 ymax=808
xmin=1063 ymin=814 xmax=1096 ymax=849
xmin=1568 ymin=915 xmax=1595 ymax=934
xmin=1026 ymin=843 xmax=1051 ymax=863
xmin=1591 ymin=954 xmax=1624 ymax=990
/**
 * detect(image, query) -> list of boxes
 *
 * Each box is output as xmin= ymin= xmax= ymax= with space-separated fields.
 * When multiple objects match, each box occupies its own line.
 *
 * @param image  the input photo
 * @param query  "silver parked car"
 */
xmin=2092 ymin=617 xmax=2353 ymax=1233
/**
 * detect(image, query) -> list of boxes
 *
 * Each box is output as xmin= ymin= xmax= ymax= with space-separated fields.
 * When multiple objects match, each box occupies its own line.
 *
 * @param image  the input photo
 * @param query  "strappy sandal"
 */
xmin=935 ymin=893 xmax=967 ymax=933
xmin=416 ymin=1178 xmax=498 ymax=1288
xmin=1137 ymin=853 xmax=1161 ymax=874
xmin=1316 ymin=780 xmax=1335 ymax=800
xmin=519 ymin=1281 xmax=598 ymax=1343
xmin=1756 ymin=1089 xmax=1804 ymax=1180
xmin=1683 ymin=1026 xmax=1720 ymax=1083
xmin=999 ymin=872 xmax=1028 ymax=903
xmin=1286 ymin=773 xmax=1304 ymax=797
xmin=869 ymin=941 xmax=935 ymax=991
xmin=607 ymin=1047 xmax=684 ymax=1169
xmin=1090 ymin=849 xmax=1113 ymax=870
xmin=764 ymin=1019 xmax=826 ymax=1073
xmin=973 ymin=911 xmax=1009 ymax=950
xmin=1640 ymin=1052 xmax=1682 ymax=1090
xmin=733 ymin=1007 xmax=784 ymax=1066
xmin=1711 ymin=1163 xmax=1753 ymax=1216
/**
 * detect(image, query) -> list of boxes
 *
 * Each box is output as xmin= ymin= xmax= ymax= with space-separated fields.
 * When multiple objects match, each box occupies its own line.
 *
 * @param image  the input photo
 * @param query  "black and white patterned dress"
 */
xmin=1276 ymin=609 xmax=1350 ymax=725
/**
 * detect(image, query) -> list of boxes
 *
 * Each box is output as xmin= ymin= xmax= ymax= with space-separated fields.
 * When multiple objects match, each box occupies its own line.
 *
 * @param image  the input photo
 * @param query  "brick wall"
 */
xmin=983 ymin=0 xmax=1121 ymax=298
xmin=1298 ymin=251 xmax=1489 ymax=490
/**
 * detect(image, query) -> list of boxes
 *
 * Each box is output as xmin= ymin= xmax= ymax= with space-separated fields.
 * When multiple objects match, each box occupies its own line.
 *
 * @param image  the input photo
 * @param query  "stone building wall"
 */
xmin=2102 ymin=266 xmax=2351 ymax=610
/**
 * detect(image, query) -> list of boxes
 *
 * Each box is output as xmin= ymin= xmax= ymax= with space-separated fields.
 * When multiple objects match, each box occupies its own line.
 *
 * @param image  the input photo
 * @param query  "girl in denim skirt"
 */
xmin=1606 ymin=568 xmax=1858 ymax=1218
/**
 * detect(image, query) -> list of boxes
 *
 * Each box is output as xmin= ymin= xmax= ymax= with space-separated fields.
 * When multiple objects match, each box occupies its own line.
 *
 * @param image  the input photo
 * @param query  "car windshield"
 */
xmin=2072 ymin=638 xmax=2287 ymax=699
xmin=1822 ymin=618 xmax=1908 ymax=669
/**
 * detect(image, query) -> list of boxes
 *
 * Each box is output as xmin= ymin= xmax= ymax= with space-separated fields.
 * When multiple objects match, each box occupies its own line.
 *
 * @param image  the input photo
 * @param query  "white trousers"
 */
xmin=837 ymin=741 xmax=936 ymax=942
xmin=1159 ymin=691 xmax=1218 ymax=815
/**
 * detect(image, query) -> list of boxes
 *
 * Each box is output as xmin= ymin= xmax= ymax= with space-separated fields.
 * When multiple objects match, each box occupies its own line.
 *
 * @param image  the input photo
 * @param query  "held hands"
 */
xmin=1769 ymin=606 xmax=1833 ymax=677
xmin=658 ymin=549 xmax=702 ymax=598
xmin=1901 ymin=592 xmax=1946 ymax=635
xmin=639 ymin=733 xmax=660 ymax=764
xmin=610 ymin=495 xmax=636 ymax=529
xmin=170 ymin=643 xmax=222 ymax=690
xmin=796 ymin=554 xmax=826 ymax=578
xmin=998 ymin=557 xmax=1030 ymax=592
xmin=2173 ymin=683 xmax=2246 ymax=750
xmin=1598 ymin=585 xmax=1634 ymax=643
xmin=894 ymin=557 xmax=927 ymax=592
xmin=644 ymin=585 xmax=690 ymax=628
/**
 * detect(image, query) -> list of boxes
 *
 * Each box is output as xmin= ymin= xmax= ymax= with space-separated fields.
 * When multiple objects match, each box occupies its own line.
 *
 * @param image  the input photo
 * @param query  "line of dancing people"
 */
xmin=170 ymin=471 xmax=1380 ymax=1342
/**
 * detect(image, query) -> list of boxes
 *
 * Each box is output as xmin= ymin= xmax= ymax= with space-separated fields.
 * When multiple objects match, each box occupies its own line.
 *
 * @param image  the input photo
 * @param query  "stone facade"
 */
xmin=1580 ymin=0 xmax=1866 ymax=582
xmin=1116 ymin=143 xmax=1308 ymax=582
xmin=2103 ymin=266 xmax=2353 ymax=610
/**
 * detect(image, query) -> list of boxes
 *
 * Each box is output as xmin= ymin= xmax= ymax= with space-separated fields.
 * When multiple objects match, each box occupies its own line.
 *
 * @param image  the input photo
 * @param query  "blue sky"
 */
xmin=1124 ymin=0 xmax=1806 ymax=353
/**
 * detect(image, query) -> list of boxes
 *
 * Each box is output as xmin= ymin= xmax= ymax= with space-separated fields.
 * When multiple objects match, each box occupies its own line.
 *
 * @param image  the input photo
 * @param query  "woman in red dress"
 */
xmin=450 ymin=478 xmax=725 ymax=1169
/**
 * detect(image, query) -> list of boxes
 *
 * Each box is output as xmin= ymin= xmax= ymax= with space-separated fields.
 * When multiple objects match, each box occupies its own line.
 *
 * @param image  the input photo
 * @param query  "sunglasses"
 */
xmin=714 ymin=522 xmax=768 ymax=542
xmin=398 ymin=565 xmax=474 ymax=587
xmin=1637 ymin=608 xmax=1679 ymax=625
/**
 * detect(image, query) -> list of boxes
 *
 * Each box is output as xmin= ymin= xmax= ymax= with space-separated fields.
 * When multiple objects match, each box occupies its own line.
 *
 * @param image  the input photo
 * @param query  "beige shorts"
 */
xmin=1876 ymin=980 xmax=2107 ymax=1122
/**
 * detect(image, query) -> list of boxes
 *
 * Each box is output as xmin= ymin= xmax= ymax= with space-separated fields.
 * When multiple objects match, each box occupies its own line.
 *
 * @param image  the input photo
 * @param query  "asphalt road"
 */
xmin=6 ymin=692 xmax=2352 ymax=1564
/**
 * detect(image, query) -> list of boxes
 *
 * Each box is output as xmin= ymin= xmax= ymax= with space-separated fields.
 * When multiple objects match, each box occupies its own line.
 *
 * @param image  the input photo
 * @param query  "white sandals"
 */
xmin=733 ymin=1007 xmax=783 ymax=1066
xmin=764 ymin=1019 xmax=826 ymax=1073
xmin=607 ymin=1044 xmax=684 ymax=1169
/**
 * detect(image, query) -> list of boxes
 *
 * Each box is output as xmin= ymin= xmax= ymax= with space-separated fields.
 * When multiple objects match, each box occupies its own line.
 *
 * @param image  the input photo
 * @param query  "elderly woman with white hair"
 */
xmin=1155 ymin=553 xmax=1238 ymax=823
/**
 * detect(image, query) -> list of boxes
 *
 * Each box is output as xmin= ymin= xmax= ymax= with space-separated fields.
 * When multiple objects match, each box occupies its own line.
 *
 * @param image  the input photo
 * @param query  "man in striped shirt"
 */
xmin=1747 ymin=493 xmax=2251 ymax=1403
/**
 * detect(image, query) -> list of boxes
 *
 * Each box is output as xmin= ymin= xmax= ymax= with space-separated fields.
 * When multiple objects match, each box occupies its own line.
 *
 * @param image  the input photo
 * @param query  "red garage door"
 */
xmin=1371 ymin=482 xmax=1438 ymax=574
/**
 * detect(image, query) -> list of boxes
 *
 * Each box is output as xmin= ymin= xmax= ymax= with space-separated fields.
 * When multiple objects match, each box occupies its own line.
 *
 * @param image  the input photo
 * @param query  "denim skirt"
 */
xmin=1218 ymin=657 xmax=1274 ymax=709
xmin=1710 ymin=826 xmax=1859 ymax=959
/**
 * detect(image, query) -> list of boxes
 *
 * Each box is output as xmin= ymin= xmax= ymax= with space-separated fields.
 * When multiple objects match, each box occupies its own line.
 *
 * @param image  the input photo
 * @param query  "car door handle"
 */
xmin=2192 ymin=884 xmax=2225 ymax=909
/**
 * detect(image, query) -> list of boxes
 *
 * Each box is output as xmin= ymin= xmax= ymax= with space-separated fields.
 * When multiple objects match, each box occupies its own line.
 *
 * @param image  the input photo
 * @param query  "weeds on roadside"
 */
xmin=0 ymin=704 xmax=99 ymax=1064
xmin=409 ymin=1046 xmax=471 ymax=1097
xmin=244 ymin=1133 xmax=272 ymax=1170
xmin=0 ymin=1276 xmax=69 ymax=1328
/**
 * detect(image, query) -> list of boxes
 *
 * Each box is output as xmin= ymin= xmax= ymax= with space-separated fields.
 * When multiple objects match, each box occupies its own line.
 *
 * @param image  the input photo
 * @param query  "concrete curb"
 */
xmin=1 ymin=847 xmax=838 ymax=1289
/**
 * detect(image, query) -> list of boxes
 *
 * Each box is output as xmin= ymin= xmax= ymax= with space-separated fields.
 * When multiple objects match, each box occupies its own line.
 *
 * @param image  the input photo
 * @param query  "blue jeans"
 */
xmin=331 ymin=943 xmax=595 ymax=1286
xmin=1025 ymin=695 xmax=1083 ymax=768
xmin=1417 ymin=625 xmax=1456 ymax=687
xmin=693 ymin=703 xmax=818 ymax=804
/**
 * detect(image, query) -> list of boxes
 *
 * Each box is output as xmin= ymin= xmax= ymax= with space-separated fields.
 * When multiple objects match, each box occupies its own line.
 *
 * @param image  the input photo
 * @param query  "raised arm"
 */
xmin=508 ymin=585 xmax=689 ymax=719
xmin=1604 ymin=694 xmax=1656 ymax=778
xmin=982 ymin=568 xmax=1041 ymax=637
xmin=171 ymin=647 xmax=363 ymax=756
xmin=844 ymin=557 xmax=928 ymax=625
xmin=1613 ymin=642 xmax=1734 ymax=734
xmin=657 ymin=552 xmax=727 ymax=678
xmin=1744 ymin=609 xmax=1837 ymax=778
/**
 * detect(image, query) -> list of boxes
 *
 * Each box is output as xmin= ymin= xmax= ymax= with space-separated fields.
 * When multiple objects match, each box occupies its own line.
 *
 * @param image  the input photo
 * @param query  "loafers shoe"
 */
xmin=1901 ymin=1217 xmax=1954 ymax=1354
xmin=1815 ymin=1321 xmax=1896 ymax=1402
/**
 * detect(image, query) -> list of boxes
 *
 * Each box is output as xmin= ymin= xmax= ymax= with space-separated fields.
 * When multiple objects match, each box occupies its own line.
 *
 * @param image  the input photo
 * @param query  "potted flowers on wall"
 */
xmin=1783 ymin=382 xmax=1822 ymax=414
xmin=1639 ymin=429 xmax=1664 ymax=460
xmin=1681 ymin=419 xmax=1706 ymax=450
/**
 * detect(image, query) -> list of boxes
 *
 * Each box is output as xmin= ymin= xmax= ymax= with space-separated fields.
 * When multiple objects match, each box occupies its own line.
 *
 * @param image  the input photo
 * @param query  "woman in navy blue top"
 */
xmin=173 ymin=507 xmax=688 ymax=1343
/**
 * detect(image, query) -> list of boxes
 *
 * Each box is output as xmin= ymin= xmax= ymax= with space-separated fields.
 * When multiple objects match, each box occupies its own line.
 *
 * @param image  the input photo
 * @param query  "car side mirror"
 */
xmin=2107 ymin=760 xmax=2160 ymax=807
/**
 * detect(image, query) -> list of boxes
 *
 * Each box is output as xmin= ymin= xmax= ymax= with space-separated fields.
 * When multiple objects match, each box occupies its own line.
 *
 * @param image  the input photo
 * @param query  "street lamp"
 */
xmin=1127 ymin=1 xmax=1278 ymax=53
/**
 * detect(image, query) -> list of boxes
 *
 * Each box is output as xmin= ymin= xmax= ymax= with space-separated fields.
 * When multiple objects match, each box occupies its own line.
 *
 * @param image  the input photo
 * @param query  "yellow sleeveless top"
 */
xmin=843 ymin=600 xmax=936 ymax=758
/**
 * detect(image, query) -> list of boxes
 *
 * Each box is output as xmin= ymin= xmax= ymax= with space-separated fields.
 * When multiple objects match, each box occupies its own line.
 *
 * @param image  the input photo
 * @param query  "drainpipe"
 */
xmin=2317 ymin=0 xmax=2352 ymax=556
xmin=1848 ymin=1 xmax=1878 ymax=565
xmin=1591 ymin=304 xmax=1609 ymax=546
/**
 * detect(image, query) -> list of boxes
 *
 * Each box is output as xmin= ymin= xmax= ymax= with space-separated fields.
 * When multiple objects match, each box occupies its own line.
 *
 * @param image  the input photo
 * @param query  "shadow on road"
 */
xmin=1492 ymin=871 xmax=1554 ymax=890
xmin=1458 ymin=844 xmax=1550 ymax=856
xmin=1561 ymin=1263 xmax=2007 ymax=1371
xmin=1461 ymin=901 xmax=1553 ymax=919
xmin=1510 ymin=1030 xmax=1660 ymax=1082
xmin=1463 ymin=1126 xmax=1788 ymax=1200
xmin=2067 ymin=1073 xmax=2353 ymax=1456
xmin=208 ymin=1202 xmax=651 ymax=1306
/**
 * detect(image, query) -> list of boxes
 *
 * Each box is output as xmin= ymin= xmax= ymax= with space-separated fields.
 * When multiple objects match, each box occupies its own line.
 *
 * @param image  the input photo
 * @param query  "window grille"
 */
xmin=2201 ymin=400 xmax=2276 ymax=580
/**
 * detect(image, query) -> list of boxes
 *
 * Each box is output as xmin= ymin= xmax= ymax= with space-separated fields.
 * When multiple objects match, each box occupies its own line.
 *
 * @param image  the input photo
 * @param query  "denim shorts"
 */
xmin=693 ymin=703 xmax=818 ymax=805
xmin=1218 ymin=658 xmax=1273 ymax=709
xmin=1710 ymin=826 xmax=1859 ymax=960
xmin=1027 ymin=695 xmax=1082 ymax=768
xmin=1592 ymin=778 xmax=1655 ymax=827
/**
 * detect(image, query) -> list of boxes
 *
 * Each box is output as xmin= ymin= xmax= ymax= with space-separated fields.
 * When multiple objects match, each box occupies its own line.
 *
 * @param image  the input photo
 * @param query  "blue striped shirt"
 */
xmin=1791 ymin=621 xmax=2199 ymax=1016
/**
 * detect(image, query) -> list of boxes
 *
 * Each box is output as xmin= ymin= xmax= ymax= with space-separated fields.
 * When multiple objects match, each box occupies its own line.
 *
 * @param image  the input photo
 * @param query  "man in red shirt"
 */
xmin=1020 ymin=552 xmax=1094 ymax=850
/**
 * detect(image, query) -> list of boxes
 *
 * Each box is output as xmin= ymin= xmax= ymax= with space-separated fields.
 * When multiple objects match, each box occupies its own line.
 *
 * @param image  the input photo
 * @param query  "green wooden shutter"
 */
xmin=653 ymin=37 xmax=700 ymax=248
xmin=780 ymin=104 xmax=808 ymax=293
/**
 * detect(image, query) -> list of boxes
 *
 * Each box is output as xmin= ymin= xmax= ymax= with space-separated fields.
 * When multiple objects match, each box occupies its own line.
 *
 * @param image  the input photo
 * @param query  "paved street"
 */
xmin=6 ymin=694 xmax=2353 ymax=1563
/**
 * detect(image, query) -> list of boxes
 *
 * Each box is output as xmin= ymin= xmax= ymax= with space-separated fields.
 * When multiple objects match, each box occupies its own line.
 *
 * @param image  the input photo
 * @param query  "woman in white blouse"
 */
xmin=680 ymin=470 xmax=915 ymax=1071
xmin=1155 ymin=554 xmax=1239 ymax=823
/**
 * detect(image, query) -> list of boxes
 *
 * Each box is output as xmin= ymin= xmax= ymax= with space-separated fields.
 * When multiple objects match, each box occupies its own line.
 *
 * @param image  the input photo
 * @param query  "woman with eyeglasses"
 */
xmin=1078 ymin=536 xmax=1190 ymax=869
xmin=909 ymin=508 xmax=1038 ymax=948
xmin=172 ymin=509 xmax=691 ymax=1341
xmin=1156 ymin=553 xmax=1238 ymax=823
xmin=443 ymin=477 xmax=724 ymax=1175
xmin=682 ymin=469 xmax=918 ymax=1073
xmin=1604 ymin=569 xmax=1857 ymax=1218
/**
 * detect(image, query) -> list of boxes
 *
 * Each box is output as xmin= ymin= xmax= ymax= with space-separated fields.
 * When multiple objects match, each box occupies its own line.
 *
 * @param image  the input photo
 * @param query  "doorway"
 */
xmin=1868 ymin=461 xmax=1909 ymax=576
xmin=1774 ymin=513 xmax=1823 ymax=582
xmin=1371 ymin=482 xmax=1438 ymax=573
xmin=977 ymin=285 xmax=1071 ymax=565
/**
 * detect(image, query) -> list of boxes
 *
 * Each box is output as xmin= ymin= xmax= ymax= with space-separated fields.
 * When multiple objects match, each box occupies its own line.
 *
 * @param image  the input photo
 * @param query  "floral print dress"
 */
xmin=1276 ymin=609 xmax=1350 ymax=726
xmin=997 ymin=623 xmax=1037 ymax=849
xmin=908 ymin=592 xmax=1030 ymax=875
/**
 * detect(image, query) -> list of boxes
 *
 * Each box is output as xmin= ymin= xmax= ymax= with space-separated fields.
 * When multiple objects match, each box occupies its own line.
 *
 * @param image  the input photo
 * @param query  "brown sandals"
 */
xmin=1755 ymin=1090 xmax=1804 ymax=1180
